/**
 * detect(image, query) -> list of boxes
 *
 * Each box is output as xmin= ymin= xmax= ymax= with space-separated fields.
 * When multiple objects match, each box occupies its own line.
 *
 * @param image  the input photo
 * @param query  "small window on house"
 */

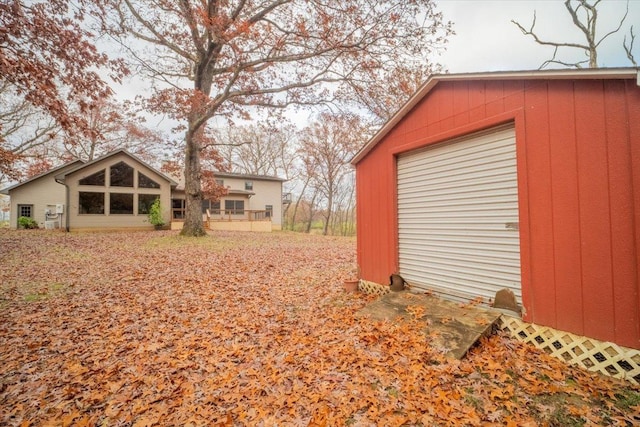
xmin=245 ymin=181 xmax=253 ymax=190
xmin=215 ymin=179 xmax=224 ymax=186
xmin=138 ymin=172 xmax=160 ymax=189
xmin=18 ymin=204 xmax=33 ymax=218
xmin=224 ymin=199 xmax=244 ymax=215
xmin=110 ymin=162 xmax=134 ymax=187
xmin=265 ymin=205 xmax=273 ymax=218
xmin=139 ymin=194 xmax=159 ymax=214
xmin=110 ymin=193 xmax=134 ymax=215
xmin=172 ymin=199 xmax=185 ymax=219
xmin=202 ymin=200 xmax=221 ymax=214
xmin=79 ymin=169 xmax=105 ymax=186
xmin=79 ymin=192 xmax=105 ymax=214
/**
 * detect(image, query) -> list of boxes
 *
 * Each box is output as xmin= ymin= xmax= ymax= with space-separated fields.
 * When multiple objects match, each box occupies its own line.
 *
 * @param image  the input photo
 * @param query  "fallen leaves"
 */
xmin=0 ymin=229 xmax=639 ymax=426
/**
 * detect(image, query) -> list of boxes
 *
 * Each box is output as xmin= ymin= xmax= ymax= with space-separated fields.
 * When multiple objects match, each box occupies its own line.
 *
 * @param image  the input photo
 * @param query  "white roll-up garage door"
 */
xmin=397 ymin=125 xmax=521 ymax=304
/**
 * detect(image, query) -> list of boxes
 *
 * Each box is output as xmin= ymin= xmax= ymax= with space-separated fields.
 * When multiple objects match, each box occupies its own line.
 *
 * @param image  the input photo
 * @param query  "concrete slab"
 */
xmin=356 ymin=291 xmax=502 ymax=359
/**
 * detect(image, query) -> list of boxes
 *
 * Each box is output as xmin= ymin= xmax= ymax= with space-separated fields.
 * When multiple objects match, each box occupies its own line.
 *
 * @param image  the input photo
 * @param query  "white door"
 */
xmin=396 ymin=126 xmax=521 ymax=303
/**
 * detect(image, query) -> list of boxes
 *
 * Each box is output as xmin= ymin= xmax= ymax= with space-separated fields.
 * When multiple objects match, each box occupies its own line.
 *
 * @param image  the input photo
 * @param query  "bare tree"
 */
xmin=0 ymin=0 xmax=128 ymax=149
xmin=60 ymin=98 xmax=165 ymax=164
xmin=624 ymin=25 xmax=637 ymax=65
xmin=103 ymin=0 xmax=452 ymax=236
xmin=0 ymin=83 xmax=62 ymax=183
xmin=299 ymin=113 xmax=363 ymax=236
xmin=215 ymin=119 xmax=297 ymax=179
xmin=512 ymin=0 xmax=635 ymax=68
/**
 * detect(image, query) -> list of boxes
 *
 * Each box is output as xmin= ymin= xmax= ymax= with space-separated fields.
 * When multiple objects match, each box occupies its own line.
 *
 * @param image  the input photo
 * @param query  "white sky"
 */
xmin=436 ymin=0 xmax=639 ymax=72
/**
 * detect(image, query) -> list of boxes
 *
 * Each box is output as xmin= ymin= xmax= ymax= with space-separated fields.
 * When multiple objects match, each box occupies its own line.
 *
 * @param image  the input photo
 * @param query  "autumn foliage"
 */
xmin=1 ymin=230 xmax=638 ymax=426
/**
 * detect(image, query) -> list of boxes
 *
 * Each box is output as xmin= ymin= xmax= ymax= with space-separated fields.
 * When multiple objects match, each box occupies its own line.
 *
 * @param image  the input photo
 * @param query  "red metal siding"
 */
xmin=355 ymin=78 xmax=640 ymax=349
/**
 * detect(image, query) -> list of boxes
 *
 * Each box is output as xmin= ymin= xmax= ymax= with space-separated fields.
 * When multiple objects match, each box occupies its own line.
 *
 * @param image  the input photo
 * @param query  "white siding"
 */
xmin=397 ymin=126 xmax=521 ymax=303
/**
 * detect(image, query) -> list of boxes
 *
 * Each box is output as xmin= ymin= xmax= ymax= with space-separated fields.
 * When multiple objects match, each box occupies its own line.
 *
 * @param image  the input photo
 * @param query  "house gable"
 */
xmin=2 ymin=160 xmax=85 ymax=229
xmin=59 ymin=150 xmax=175 ymax=230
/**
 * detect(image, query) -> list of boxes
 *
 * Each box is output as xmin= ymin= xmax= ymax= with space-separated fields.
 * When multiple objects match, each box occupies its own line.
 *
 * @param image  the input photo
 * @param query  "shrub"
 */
xmin=18 ymin=216 xmax=38 ymax=229
xmin=148 ymin=199 xmax=165 ymax=227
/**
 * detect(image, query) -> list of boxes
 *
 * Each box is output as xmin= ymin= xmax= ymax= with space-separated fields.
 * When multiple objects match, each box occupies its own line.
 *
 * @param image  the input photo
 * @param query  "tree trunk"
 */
xmin=305 ymin=191 xmax=318 ymax=233
xmin=180 ymin=126 xmax=207 ymax=237
xmin=290 ymin=178 xmax=310 ymax=231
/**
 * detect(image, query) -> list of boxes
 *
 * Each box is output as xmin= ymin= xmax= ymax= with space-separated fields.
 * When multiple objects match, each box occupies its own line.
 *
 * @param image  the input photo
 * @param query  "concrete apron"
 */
xmin=356 ymin=291 xmax=502 ymax=360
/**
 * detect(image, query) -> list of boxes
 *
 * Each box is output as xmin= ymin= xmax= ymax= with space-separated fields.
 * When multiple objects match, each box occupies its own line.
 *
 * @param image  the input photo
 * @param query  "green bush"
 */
xmin=18 ymin=216 xmax=38 ymax=229
xmin=148 ymin=199 xmax=165 ymax=227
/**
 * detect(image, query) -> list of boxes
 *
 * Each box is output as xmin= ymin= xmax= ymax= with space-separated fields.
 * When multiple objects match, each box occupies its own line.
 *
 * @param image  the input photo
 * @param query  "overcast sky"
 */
xmin=436 ymin=0 xmax=639 ymax=72
xmin=111 ymin=0 xmax=640 ymax=131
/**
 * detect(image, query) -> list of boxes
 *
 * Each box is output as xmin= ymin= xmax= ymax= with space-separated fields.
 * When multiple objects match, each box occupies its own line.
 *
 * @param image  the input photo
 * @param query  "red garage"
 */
xmin=352 ymin=68 xmax=640 ymax=357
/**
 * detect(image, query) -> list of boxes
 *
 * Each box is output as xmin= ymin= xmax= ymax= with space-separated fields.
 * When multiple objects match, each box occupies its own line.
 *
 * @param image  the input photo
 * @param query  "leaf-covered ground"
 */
xmin=1 ymin=229 xmax=638 ymax=426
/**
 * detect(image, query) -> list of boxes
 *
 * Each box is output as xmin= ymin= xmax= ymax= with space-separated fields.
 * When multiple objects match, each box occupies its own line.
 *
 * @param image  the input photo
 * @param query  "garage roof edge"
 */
xmin=351 ymin=67 xmax=639 ymax=165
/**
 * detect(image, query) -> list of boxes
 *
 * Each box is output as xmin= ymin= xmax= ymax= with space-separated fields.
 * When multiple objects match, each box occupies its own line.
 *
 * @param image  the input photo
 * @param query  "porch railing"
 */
xmin=173 ymin=208 xmax=272 ymax=222
xmin=206 ymin=209 xmax=271 ymax=222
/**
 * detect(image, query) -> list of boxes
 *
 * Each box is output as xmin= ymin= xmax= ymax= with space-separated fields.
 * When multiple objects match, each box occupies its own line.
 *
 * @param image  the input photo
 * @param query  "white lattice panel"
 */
xmin=359 ymin=280 xmax=390 ymax=296
xmin=499 ymin=316 xmax=640 ymax=385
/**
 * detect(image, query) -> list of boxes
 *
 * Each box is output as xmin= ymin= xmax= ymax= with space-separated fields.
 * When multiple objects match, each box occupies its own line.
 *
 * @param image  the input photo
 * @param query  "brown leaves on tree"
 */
xmin=1 ymin=230 xmax=638 ymax=426
xmin=0 ymin=1 xmax=128 ymax=139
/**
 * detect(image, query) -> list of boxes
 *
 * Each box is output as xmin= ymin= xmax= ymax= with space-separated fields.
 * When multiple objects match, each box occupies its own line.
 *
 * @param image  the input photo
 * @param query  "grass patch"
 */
xmin=615 ymin=389 xmax=640 ymax=411
xmin=23 ymin=282 xmax=66 ymax=302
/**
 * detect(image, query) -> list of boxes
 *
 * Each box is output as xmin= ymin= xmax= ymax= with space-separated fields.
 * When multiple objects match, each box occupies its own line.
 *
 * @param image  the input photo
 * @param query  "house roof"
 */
xmin=55 ymin=149 xmax=178 ymax=187
xmin=0 ymin=159 xmax=85 ymax=195
xmin=227 ymin=189 xmax=256 ymax=196
xmin=171 ymin=170 xmax=285 ymax=192
xmin=213 ymin=171 xmax=286 ymax=182
xmin=351 ymin=67 xmax=640 ymax=165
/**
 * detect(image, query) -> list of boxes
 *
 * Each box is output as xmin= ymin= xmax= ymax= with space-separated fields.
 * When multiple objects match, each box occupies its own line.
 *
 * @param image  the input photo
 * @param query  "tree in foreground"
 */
xmin=0 ymin=0 xmax=128 ymax=176
xmin=106 ymin=0 xmax=453 ymax=236
xmin=512 ymin=0 xmax=636 ymax=68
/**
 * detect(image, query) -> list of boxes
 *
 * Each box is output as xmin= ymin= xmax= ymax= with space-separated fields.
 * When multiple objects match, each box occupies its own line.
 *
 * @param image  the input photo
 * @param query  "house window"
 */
xmin=245 ymin=181 xmax=253 ymax=190
xmin=201 ymin=200 xmax=221 ymax=214
xmin=110 ymin=162 xmax=134 ymax=187
xmin=109 ymin=193 xmax=134 ymax=215
xmin=265 ymin=205 xmax=273 ymax=218
xmin=215 ymin=179 xmax=224 ymax=186
xmin=138 ymin=172 xmax=160 ymax=189
xmin=18 ymin=204 xmax=33 ymax=218
xmin=225 ymin=199 xmax=244 ymax=215
xmin=139 ymin=194 xmax=159 ymax=214
xmin=79 ymin=192 xmax=105 ymax=214
xmin=172 ymin=199 xmax=185 ymax=219
xmin=79 ymin=169 xmax=105 ymax=186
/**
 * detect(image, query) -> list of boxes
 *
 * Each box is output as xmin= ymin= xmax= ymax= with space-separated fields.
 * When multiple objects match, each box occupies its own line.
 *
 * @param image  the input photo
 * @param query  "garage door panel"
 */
xmin=399 ymin=134 xmax=514 ymax=168
xmin=397 ymin=126 xmax=521 ymax=304
xmin=399 ymin=156 xmax=516 ymax=184
xmin=398 ymin=267 xmax=520 ymax=301
xmin=399 ymin=250 xmax=520 ymax=277
xmin=398 ymin=170 xmax=518 ymax=193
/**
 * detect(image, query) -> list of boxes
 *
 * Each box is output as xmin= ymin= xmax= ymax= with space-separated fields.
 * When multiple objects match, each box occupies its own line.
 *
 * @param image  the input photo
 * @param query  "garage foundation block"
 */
xmin=356 ymin=291 xmax=501 ymax=360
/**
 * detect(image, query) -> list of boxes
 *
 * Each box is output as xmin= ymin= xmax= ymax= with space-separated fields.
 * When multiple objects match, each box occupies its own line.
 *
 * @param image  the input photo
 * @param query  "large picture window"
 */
xmin=110 ymin=193 xmax=134 ymax=214
xmin=79 ymin=192 xmax=105 ymax=214
xmin=79 ymin=169 xmax=105 ymax=186
xmin=110 ymin=162 xmax=134 ymax=187
xmin=224 ymin=199 xmax=244 ymax=215
xmin=139 ymin=194 xmax=159 ymax=214
xmin=138 ymin=172 xmax=160 ymax=189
